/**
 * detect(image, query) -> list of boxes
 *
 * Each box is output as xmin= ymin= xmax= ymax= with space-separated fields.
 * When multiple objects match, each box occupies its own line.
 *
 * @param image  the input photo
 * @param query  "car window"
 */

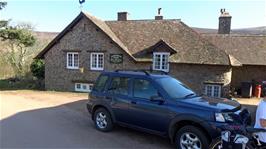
xmin=155 ymin=77 xmax=195 ymax=99
xmin=133 ymin=79 xmax=158 ymax=99
xmin=109 ymin=77 xmax=129 ymax=96
xmin=93 ymin=75 xmax=109 ymax=92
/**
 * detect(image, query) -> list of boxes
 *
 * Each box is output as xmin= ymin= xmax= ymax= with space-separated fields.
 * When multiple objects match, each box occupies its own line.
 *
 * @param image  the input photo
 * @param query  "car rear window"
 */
xmin=93 ymin=75 xmax=109 ymax=92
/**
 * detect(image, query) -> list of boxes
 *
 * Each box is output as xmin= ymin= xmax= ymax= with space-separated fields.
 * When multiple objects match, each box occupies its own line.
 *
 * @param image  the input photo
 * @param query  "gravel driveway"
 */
xmin=0 ymin=90 xmax=172 ymax=149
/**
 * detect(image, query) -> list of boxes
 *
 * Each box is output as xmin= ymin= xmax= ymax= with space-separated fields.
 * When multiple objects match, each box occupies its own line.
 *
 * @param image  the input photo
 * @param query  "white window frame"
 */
xmin=152 ymin=52 xmax=170 ymax=72
xmin=90 ymin=53 xmax=104 ymax=71
xmin=204 ymin=84 xmax=222 ymax=98
xmin=75 ymin=83 xmax=93 ymax=92
xmin=66 ymin=52 xmax=79 ymax=69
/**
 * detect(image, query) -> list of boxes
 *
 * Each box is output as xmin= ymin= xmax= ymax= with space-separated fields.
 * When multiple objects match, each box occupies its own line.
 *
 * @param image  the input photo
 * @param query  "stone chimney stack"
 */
xmin=218 ymin=8 xmax=232 ymax=34
xmin=155 ymin=8 xmax=163 ymax=20
xmin=117 ymin=12 xmax=128 ymax=21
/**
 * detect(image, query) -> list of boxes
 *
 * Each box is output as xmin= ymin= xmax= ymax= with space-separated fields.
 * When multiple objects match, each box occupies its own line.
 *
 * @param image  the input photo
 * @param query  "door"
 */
xmin=107 ymin=76 xmax=131 ymax=123
xmin=127 ymin=78 xmax=170 ymax=133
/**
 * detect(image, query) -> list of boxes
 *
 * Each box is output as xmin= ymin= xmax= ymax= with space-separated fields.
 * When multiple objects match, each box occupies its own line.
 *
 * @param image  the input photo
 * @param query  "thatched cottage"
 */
xmin=36 ymin=10 xmax=266 ymax=98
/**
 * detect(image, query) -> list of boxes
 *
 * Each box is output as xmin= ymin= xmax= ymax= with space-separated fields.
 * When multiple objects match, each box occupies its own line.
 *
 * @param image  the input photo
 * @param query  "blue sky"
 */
xmin=1 ymin=0 xmax=265 ymax=32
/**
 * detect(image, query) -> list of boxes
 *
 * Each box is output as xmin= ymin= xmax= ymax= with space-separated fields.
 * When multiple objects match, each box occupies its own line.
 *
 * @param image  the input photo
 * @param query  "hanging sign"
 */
xmin=110 ymin=54 xmax=123 ymax=64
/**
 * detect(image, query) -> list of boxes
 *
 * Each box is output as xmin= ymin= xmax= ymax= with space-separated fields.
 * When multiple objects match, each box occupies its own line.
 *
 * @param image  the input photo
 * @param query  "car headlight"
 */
xmin=215 ymin=113 xmax=234 ymax=122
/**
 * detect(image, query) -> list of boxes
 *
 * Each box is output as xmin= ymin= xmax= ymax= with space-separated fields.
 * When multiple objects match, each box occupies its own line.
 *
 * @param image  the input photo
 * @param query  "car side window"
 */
xmin=93 ymin=75 xmax=109 ymax=92
xmin=133 ymin=79 xmax=159 ymax=99
xmin=108 ymin=77 xmax=129 ymax=96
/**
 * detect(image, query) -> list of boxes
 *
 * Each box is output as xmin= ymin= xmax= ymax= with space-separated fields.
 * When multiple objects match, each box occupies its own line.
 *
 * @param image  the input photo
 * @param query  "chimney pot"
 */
xmin=117 ymin=12 xmax=128 ymax=21
xmin=155 ymin=16 xmax=163 ymax=20
xmin=155 ymin=8 xmax=163 ymax=20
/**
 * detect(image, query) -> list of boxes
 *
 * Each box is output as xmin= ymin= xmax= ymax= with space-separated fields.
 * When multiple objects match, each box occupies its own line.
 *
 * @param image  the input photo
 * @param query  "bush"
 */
xmin=30 ymin=59 xmax=44 ymax=80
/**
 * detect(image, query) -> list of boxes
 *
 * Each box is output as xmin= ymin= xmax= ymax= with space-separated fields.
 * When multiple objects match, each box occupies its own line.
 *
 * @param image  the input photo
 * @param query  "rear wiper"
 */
xmin=184 ymin=93 xmax=197 ymax=99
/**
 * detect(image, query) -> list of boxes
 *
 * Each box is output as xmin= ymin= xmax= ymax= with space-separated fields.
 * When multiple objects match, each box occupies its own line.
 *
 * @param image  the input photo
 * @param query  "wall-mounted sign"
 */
xmin=110 ymin=54 xmax=123 ymax=64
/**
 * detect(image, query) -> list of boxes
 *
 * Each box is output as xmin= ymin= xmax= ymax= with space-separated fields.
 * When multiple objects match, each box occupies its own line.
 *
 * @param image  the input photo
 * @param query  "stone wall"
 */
xmin=232 ymin=65 xmax=266 ymax=89
xmin=44 ymin=16 xmax=232 ymax=97
xmin=170 ymin=64 xmax=232 ymax=97
xmin=44 ymin=17 xmax=149 ymax=91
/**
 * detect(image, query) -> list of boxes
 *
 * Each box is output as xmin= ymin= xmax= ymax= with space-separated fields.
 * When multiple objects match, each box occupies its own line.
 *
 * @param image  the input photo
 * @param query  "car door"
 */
xmin=106 ymin=76 xmax=132 ymax=123
xmin=127 ymin=78 xmax=170 ymax=133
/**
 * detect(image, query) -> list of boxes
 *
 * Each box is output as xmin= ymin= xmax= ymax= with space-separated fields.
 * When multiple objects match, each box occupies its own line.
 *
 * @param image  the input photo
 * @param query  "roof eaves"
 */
xmin=82 ymin=12 xmax=137 ymax=61
xmin=35 ymin=12 xmax=84 ymax=59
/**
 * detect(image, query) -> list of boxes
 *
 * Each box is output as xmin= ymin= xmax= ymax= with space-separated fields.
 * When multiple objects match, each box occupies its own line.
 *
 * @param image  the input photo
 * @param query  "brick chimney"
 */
xmin=155 ymin=8 xmax=163 ymax=20
xmin=117 ymin=12 xmax=128 ymax=21
xmin=218 ymin=8 xmax=232 ymax=34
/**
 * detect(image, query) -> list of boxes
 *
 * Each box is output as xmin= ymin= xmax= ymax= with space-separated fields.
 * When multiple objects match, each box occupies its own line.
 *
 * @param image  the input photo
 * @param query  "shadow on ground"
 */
xmin=0 ymin=99 xmax=172 ymax=149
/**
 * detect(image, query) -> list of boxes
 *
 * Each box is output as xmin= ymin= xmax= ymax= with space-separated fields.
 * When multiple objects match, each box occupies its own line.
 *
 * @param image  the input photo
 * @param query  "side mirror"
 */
xmin=150 ymin=95 xmax=164 ymax=103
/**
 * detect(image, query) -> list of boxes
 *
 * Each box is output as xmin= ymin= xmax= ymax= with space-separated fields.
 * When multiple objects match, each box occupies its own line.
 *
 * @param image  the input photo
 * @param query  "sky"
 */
xmin=0 ymin=0 xmax=265 ymax=32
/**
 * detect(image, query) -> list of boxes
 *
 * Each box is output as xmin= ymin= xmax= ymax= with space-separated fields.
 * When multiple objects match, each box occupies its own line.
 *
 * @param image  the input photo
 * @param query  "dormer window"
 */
xmin=153 ymin=52 xmax=170 ymax=72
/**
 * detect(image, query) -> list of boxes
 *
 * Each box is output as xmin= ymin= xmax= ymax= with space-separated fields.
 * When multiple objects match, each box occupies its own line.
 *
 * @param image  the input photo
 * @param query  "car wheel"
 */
xmin=175 ymin=126 xmax=209 ymax=149
xmin=93 ymin=108 xmax=113 ymax=132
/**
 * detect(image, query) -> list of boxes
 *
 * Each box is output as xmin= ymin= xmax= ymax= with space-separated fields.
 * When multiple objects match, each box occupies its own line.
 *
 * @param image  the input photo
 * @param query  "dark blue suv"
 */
xmin=87 ymin=70 xmax=250 ymax=149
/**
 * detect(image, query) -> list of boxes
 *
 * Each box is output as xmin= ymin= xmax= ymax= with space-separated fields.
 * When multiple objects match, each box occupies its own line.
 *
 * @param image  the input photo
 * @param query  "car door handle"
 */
xmin=131 ymin=101 xmax=137 ymax=104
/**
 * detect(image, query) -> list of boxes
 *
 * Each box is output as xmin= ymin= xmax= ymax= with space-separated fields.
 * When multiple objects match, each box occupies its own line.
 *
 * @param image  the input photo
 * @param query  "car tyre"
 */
xmin=93 ymin=108 xmax=113 ymax=132
xmin=175 ymin=125 xmax=209 ymax=149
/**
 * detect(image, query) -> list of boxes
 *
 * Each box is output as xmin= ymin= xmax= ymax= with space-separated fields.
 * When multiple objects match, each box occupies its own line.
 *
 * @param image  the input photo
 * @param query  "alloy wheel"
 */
xmin=96 ymin=112 xmax=107 ymax=129
xmin=180 ymin=132 xmax=202 ymax=149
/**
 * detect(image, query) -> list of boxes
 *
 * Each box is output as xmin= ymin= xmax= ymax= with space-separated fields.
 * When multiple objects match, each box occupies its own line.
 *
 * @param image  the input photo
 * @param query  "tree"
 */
xmin=30 ymin=59 xmax=44 ymax=79
xmin=0 ymin=1 xmax=7 ymax=28
xmin=0 ymin=1 xmax=7 ymax=10
xmin=0 ymin=24 xmax=36 ymax=76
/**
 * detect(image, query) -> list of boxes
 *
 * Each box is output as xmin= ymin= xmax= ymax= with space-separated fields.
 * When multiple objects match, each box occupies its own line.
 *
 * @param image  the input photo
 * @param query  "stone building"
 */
xmin=36 ymin=10 xmax=264 ymax=97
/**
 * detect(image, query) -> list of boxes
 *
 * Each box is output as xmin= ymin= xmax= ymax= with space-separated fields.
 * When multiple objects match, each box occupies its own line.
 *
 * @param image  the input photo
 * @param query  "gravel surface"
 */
xmin=0 ymin=90 xmax=172 ymax=149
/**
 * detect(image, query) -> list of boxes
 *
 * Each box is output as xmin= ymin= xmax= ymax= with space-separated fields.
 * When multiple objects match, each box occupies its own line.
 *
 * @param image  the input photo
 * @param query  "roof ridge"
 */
xmin=201 ymin=33 xmax=266 ymax=37
xmin=105 ymin=19 xmax=181 ymax=22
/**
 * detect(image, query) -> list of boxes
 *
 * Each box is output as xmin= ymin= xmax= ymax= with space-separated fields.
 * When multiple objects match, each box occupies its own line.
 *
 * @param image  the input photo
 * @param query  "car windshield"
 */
xmin=155 ymin=77 xmax=196 ymax=99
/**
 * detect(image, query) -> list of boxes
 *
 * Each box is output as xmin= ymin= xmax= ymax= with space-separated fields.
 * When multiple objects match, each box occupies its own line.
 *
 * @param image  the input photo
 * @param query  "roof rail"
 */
xmin=115 ymin=69 xmax=168 ymax=75
xmin=115 ymin=69 xmax=150 ymax=76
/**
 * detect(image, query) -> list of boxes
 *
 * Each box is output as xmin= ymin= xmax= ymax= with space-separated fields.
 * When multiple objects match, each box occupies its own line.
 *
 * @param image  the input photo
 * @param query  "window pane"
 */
xmin=93 ymin=75 xmax=109 ymax=92
xmin=154 ymin=54 xmax=161 ymax=69
xmin=133 ymin=79 xmax=158 ymax=99
xmin=98 ymin=54 xmax=103 ymax=68
xmin=109 ymin=77 xmax=129 ymax=96
xmin=91 ymin=54 xmax=97 ymax=68
xmin=162 ymin=54 xmax=168 ymax=70
xmin=206 ymin=86 xmax=212 ymax=96
xmin=213 ymin=86 xmax=220 ymax=97
xmin=74 ymin=54 xmax=79 ymax=67
xmin=82 ymin=84 xmax=87 ymax=90
xmin=68 ymin=54 xmax=73 ymax=67
xmin=76 ymin=83 xmax=81 ymax=89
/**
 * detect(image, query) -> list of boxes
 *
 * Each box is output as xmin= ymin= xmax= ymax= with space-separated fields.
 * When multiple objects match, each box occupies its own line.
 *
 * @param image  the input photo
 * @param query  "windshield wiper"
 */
xmin=184 ymin=93 xmax=197 ymax=99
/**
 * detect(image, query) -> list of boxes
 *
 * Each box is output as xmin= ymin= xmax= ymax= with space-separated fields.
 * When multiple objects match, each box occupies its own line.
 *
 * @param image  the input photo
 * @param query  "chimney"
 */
xmin=117 ymin=12 xmax=128 ymax=21
xmin=155 ymin=8 xmax=163 ymax=20
xmin=218 ymin=8 xmax=232 ymax=34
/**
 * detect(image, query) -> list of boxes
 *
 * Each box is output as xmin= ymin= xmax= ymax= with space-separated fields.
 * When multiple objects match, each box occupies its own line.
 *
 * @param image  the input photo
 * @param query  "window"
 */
xmin=90 ymin=53 xmax=104 ymax=70
xmin=67 ymin=52 xmax=79 ymax=69
xmin=153 ymin=52 xmax=170 ymax=72
xmin=133 ymin=79 xmax=159 ymax=99
xmin=155 ymin=77 xmax=195 ymax=99
xmin=93 ymin=75 xmax=109 ymax=92
xmin=75 ymin=83 xmax=93 ymax=92
xmin=205 ymin=84 xmax=222 ymax=97
xmin=108 ymin=77 xmax=129 ymax=96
